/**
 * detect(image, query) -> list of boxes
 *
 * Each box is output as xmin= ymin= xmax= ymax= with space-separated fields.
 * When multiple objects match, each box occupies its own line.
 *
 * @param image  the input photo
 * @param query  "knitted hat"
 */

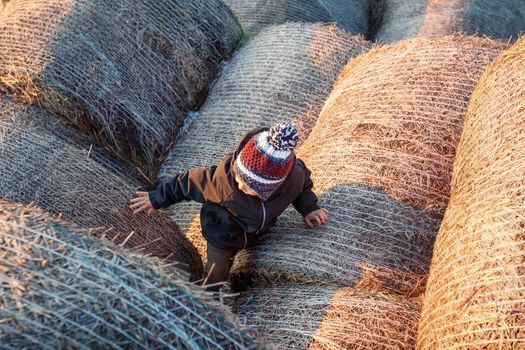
xmin=234 ymin=123 xmax=299 ymax=201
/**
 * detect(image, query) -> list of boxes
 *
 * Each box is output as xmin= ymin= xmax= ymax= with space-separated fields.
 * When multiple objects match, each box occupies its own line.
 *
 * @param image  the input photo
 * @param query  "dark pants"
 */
xmin=203 ymin=242 xmax=238 ymax=292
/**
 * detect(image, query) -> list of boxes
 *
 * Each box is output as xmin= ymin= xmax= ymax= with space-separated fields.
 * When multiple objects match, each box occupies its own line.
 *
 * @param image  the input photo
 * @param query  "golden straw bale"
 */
xmin=300 ymin=35 xmax=507 ymax=214
xmin=374 ymin=0 xmax=525 ymax=43
xmin=418 ymin=36 xmax=525 ymax=349
xmin=235 ymin=285 xmax=420 ymax=349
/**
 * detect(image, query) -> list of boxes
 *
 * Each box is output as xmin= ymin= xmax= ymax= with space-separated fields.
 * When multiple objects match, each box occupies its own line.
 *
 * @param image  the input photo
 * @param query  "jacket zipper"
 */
xmin=258 ymin=201 xmax=266 ymax=234
xmin=243 ymin=230 xmax=248 ymax=249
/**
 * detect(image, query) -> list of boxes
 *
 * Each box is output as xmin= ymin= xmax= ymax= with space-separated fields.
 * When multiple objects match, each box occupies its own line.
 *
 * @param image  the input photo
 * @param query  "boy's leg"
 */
xmin=203 ymin=242 xmax=237 ymax=292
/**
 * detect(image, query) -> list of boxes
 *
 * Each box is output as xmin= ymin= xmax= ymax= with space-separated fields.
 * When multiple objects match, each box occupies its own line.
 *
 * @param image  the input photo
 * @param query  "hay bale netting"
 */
xmin=0 ymin=0 xmax=242 ymax=179
xmin=231 ymin=36 xmax=508 ymax=287
xmin=0 ymin=201 xmax=262 ymax=349
xmin=222 ymin=0 xmax=370 ymax=35
xmin=0 ymin=103 xmax=202 ymax=279
xmin=0 ymin=98 xmax=142 ymax=184
xmin=234 ymin=285 xmax=420 ymax=349
xmin=158 ymin=22 xmax=371 ymax=265
xmin=374 ymin=0 xmax=525 ymax=43
xmin=418 ymin=36 xmax=525 ymax=349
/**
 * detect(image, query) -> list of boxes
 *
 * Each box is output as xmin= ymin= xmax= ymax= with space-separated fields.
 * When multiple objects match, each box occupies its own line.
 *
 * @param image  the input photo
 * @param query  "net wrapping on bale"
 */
xmin=231 ymin=35 xmax=507 ymax=287
xmin=418 ymin=36 xmax=525 ymax=349
xmin=158 ymin=23 xmax=371 ymax=266
xmin=0 ymin=101 xmax=202 ymax=279
xmin=0 ymin=98 xmax=141 ymax=184
xmin=0 ymin=201 xmax=262 ymax=349
xmin=222 ymin=0 xmax=370 ymax=36
xmin=0 ymin=0 xmax=242 ymax=179
xmin=374 ymin=0 xmax=525 ymax=43
xmin=234 ymin=285 xmax=420 ymax=349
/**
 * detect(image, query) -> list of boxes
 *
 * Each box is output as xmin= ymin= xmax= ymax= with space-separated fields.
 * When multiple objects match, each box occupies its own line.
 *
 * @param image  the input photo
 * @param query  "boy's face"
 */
xmin=234 ymin=172 xmax=260 ymax=198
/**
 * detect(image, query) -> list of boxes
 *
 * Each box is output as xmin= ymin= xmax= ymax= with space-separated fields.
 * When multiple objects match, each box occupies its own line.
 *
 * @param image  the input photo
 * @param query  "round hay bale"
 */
xmin=222 ymin=0 xmax=370 ymax=35
xmin=374 ymin=0 xmax=525 ymax=43
xmin=0 ymin=0 xmax=242 ymax=179
xmin=418 ymin=36 xmax=525 ymax=349
xmin=234 ymin=285 xmax=420 ymax=349
xmin=0 ymin=98 xmax=141 ymax=184
xmin=158 ymin=23 xmax=371 ymax=266
xmin=231 ymin=35 xmax=507 ymax=287
xmin=0 ymin=102 xmax=202 ymax=279
xmin=0 ymin=201 xmax=262 ymax=349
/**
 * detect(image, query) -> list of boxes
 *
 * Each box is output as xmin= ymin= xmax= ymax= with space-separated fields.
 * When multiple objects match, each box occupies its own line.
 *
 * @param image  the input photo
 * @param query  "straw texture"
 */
xmin=418 ymin=36 xmax=525 ymax=349
xmin=0 ymin=101 xmax=202 ymax=278
xmin=222 ymin=0 xmax=370 ymax=35
xmin=231 ymin=35 xmax=506 ymax=287
xmin=158 ymin=23 xmax=371 ymax=265
xmin=0 ymin=201 xmax=261 ymax=349
xmin=234 ymin=285 xmax=420 ymax=349
xmin=374 ymin=0 xmax=525 ymax=43
xmin=0 ymin=0 xmax=241 ymax=179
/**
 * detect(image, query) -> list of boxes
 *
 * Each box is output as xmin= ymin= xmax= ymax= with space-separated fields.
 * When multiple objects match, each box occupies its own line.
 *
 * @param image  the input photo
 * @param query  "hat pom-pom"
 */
xmin=268 ymin=123 xmax=299 ymax=151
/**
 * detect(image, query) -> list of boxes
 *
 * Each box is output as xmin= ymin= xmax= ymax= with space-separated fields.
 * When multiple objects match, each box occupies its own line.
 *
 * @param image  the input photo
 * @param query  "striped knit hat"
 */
xmin=234 ymin=123 xmax=299 ymax=201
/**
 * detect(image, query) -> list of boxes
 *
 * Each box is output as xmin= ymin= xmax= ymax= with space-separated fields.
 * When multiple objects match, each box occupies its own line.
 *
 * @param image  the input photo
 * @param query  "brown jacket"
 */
xmin=149 ymin=128 xmax=319 ymax=250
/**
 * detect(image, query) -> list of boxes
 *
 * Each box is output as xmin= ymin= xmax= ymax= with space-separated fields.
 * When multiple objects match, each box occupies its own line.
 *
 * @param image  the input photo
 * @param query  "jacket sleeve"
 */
xmin=292 ymin=159 xmax=320 ymax=216
xmin=148 ymin=166 xmax=217 ymax=209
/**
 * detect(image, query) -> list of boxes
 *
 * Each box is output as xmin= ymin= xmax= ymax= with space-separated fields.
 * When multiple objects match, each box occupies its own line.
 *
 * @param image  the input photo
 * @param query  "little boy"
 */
xmin=130 ymin=123 xmax=329 ymax=289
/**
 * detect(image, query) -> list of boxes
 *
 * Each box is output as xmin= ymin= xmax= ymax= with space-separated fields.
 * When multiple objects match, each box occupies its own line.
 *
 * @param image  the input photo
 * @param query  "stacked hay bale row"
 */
xmin=158 ymin=22 xmax=371 ymax=266
xmin=0 ymin=99 xmax=202 ymax=279
xmin=222 ymin=0 xmax=371 ymax=36
xmin=418 ymin=36 xmax=525 ymax=349
xmin=0 ymin=201 xmax=262 ymax=349
xmin=374 ymin=0 xmax=525 ymax=43
xmin=232 ymin=35 xmax=508 ymax=288
xmin=229 ymin=35 xmax=508 ymax=349
xmin=0 ymin=0 xmax=242 ymax=179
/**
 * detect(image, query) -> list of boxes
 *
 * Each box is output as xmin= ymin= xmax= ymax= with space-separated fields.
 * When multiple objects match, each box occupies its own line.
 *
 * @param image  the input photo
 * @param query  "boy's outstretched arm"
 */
xmin=130 ymin=166 xmax=217 ymax=213
xmin=292 ymin=159 xmax=329 ymax=228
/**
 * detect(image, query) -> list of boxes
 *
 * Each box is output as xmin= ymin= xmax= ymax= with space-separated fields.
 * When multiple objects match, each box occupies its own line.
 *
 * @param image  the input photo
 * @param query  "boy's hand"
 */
xmin=304 ymin=208 xmax=329 ymax=228
xmin=129 ymin=191 xmax=156 ymax=216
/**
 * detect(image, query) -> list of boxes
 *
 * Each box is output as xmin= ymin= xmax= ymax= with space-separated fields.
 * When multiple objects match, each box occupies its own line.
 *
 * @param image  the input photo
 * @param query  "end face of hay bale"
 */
xmin=0 ymin=0 xmax=242 ymax=178
xmin=223 ymin=0 xmax=370 ymax=36
xmin=234 ymin=285 xmax=420 ymax=349
xmin=0 ymin=101 xmax=203 ymax=279
xmin=374 ymin=0 xmax=525 ymax=43
xmin=0 ymin=201 xmax=261 ymax=349
xmin=418 ymin=36 xmax=525 ymax=350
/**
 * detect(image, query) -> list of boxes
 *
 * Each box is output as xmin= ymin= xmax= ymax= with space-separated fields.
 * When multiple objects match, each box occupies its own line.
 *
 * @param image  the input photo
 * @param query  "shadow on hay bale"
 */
xmin=0 ymin=0 xmax=242 ymax=180
xmin=373 ymin=0 xmax=525 ymax=43
xmin=0 ymin=201 xmax=262 ymax=349
xmin=230 ymin=35 xmax=507 ymax=287
xmin=234 ymin=284 xmax=420 ymax=349
xmin=418 ymin=36 xmax=525 ymax=349
xmin=0 ymin=100 xmax=202 ymax=279
xmin=158 ymin=22 xmax=371 ymax=266
xmin=222 ymin=0 xmax=370 ymax=36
